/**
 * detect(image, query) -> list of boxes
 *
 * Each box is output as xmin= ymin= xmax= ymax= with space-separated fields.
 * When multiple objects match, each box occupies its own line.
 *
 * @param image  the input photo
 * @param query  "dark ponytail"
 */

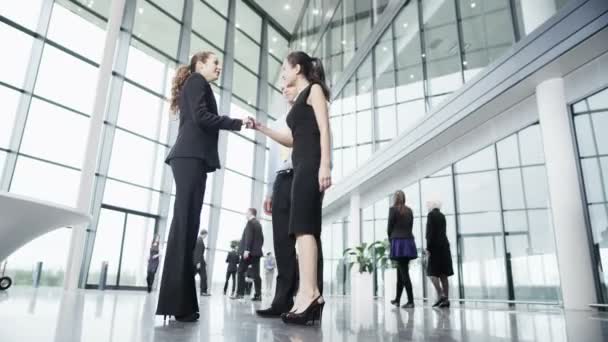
xmin=169 ymin=51 xmax=215 ymax=114
xmin=286 ymin=51 xmax=331 ymax=101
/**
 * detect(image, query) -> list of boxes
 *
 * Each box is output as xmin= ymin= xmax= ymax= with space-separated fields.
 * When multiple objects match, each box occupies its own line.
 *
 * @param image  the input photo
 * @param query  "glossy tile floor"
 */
xmin=1 ymin=287 xmax=608 ymax=342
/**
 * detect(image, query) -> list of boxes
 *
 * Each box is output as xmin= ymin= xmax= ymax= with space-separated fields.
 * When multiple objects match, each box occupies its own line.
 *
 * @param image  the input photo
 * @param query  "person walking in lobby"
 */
xmin=194 ymin=229 xmax=210 ymax=296
xmin=224 ymin=243 xmax=239 ymax=296
xmin=387 ymin=190 xmax=417 ymax=309
xmin=233 ymin=208 xmax=264 ymax=301
xmin=425 ymin=199 xmax=454 ymax=308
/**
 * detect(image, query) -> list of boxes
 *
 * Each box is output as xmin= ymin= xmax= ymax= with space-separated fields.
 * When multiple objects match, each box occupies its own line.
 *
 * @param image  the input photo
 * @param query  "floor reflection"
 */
xmin=0 ymin=287 xmax=606 ymax=342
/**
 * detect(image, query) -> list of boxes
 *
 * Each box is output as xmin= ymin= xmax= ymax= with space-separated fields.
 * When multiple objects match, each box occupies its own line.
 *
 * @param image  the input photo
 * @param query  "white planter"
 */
xmin=350 ymin=271 xmax=374 ymax=331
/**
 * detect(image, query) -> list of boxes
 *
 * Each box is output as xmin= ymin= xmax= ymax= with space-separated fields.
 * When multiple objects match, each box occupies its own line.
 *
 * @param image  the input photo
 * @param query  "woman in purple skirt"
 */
xmin=387 ymin=190 xmax=417 ymax=308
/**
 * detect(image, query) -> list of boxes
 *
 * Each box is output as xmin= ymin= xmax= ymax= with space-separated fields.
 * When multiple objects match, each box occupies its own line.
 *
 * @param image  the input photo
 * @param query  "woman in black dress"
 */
xmin=146 ymin=234 xmax=161 ymax=293
xmin=425 ymin=199 xmax=454 ymax=308
xmin=157 ymin=51 xmax=249 ymax=322
xmin=387 ymin=190 xmax=417 ymax=308
xmin=253 ymin=51 xmax=332 ymax=325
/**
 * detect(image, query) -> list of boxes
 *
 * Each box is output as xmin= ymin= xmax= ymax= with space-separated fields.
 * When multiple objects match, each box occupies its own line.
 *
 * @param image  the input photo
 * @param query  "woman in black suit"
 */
xmin=425 ymin=199 xmax=454 ymax=308
xmin=387 ymin=190 xmax=417 ymax=308
xmin=156 ymin=51 xmax=249 ymax=322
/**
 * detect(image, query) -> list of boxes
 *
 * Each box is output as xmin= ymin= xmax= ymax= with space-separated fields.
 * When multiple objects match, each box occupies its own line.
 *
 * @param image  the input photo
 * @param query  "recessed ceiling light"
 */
xmin=382 ymin=46 xmax=388 ymax=51
xmin=421 ymin=53 xmax=426 ymax=58
xmin=272 ymin=37 xmax=277 ymax=43
xmin=236 ymin=23 xmax=240 ymax=28
xmin=462 ymin=60 xmax=468 ymax=66
xmin=138 ymin=7 xmax=144 ymax=14
xmin=301 ymin=41 xmax=307 ymax=46
xmin=269 ymin=48 xmax=274 ymax=53
xmin=341 ymin=40 xmax=347 ymax=45
xmin=284 ymin=4 xmax=291 ymax=10
xmin=402 ymin=23 xmax=408 ymax=28
xmin=471 ymin=2 xmax=476 ymax=8
xmin=312 ymin=9 xmax=320 ymax=15
xmin=409 ymin=74 xmax=414 ymax=79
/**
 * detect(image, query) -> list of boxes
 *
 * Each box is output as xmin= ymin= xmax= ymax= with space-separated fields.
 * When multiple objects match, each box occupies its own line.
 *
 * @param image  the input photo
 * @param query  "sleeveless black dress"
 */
xmin=286 ymin=83 xmax=323 ymax=237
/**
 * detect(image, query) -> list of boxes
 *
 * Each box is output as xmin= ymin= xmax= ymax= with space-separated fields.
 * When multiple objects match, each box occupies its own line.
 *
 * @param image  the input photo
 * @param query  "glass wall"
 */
xmin=323 ymin=216 xmax=350 ymax=296
xmin=1 ymin=0 xmax=108 ymax=286
xmin=306 ymin=0 xmax=568 ymax=184
xmin=572 ymin=87 xmax=608 ymax=303
xmin=1 ymin=0 xmax=291 ymax=289
xmin=361 ymin=124 xmax=560 ymax=302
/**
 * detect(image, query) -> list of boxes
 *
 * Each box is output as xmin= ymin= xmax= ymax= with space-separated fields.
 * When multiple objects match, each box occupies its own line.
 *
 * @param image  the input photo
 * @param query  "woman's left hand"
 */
xmin=319 ymin=165 xmax=332 ymax=192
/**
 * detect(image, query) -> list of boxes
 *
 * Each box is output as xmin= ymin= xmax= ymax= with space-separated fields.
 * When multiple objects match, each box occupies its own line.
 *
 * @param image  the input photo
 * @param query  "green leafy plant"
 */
xmin=343 ymin=239 xmax=393 ymax=274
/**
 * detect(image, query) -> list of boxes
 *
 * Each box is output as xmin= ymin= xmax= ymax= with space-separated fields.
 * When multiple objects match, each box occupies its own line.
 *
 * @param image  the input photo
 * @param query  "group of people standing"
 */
xmin=387 ymin=190 xmax=454 ymax=309
xmin=153 ymin=49 xmax=332 ymax=326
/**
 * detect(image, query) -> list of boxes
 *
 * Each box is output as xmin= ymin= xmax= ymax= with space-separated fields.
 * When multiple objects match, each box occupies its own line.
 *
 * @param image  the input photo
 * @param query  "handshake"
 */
xmin=242 ymin=116 xmax=261 ymax=130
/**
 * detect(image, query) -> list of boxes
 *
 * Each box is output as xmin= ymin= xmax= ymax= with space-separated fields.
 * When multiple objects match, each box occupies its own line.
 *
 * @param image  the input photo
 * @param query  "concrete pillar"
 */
xmin=520 ymin=0 xmax=557 ymax=35
xmin=536 ymin=78 xmax=597 ymax=310
xmin=63 ymin=0 xmax=126 ymax=290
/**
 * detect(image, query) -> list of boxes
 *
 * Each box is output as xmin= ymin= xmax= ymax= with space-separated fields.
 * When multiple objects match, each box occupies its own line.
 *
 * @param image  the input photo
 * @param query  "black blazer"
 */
xmin=425 ymin=208 xmax=449 ymax=252
xmin=387 ymin=206 xmax=414 ymax=239
xmin=225 ymin=251 xmax=239 ymax=273
xmin=165 ymin=73 xmax=242 ymax=171
xmin=193 ymin=236 xmax=206 ymax=266
xmin=238 ymin=218 xmax=264 ymax=257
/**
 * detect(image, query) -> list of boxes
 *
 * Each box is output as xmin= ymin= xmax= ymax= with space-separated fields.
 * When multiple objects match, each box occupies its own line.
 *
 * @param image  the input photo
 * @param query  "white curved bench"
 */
xmin=0 ymin=192 xmax=91 ymax=262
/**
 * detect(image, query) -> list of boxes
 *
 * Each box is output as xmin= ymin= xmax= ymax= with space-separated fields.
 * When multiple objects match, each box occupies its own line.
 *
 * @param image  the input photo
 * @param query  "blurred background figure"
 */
xmin=146 ymin=234 xmax=161 ymax=293
xmin=264 ymin=252 xmax=276 ymax=296
xmin=233 ymin=208 xmax=264 ymax=301
xmin=425 ymin=199 xmax=454 ymax=308
xmin=194 ymin=229 xmax=210 ymax=297
xmin=224 ymin=241 xmax=240 ymax=296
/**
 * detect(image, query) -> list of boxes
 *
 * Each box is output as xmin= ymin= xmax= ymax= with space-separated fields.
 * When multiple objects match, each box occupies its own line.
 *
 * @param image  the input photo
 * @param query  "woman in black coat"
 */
xmin=425 ymin=199 xmax=454 ymax=308
xmin=156 ymin=51 xmax=251 ymax=322
xmin=387 ymin=190 xmax=417 ymax=308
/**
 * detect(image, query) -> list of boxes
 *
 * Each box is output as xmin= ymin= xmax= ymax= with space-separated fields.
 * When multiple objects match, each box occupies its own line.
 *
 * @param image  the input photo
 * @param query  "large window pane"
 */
xmin=47 ymin=3 xmax=106 ymax=63
xmin=235 ymin=31 xmax=260 ymax=73
xmin=221 ymin=171 xmax=252 ymax=212
xmin=132 ymin=0 xmax=180 ymax=57
xmin=35 ymin=45 xmax=98 ymax=113
xmin=225 ymin=134 xmax=254 ymax=176
xmin=125 ymin=44 xmax=171 ymax=94
xmin=190 ymin=33 xmax=224 ymax=62
xmin=103 ymin=179 xmax=161 ymax=214
xmin=0 ymin=0 xmax=44 ymax=31
xmin=20 ymin=99 xmax=89 ymax=168
xmin=232 ymin=64 xmax=258 ymax=106
xmin=236 ymin=0 xmax=262 ymax=42
xmin=116 ymin=83 xmax=164 ymax=140
xmin=0 ymin=23 xmax=34 ymax=88
xmin=4 ymin=228 xmax=71 ymax=287
xmin=459 ymin=0 xmax=514 ymax=81
xmin=107 ymin=130 xmax=164 ymax=190
xmin=192 ymin=0 xmax=227 ymax=49
xmin=87 ymin=209 xmax=125 ymax=286
xmin=456 ymin=171 xmax=500 ymax=213
xmin=10 ymin=156 xmax=80 ymax=207
xmin=422 ymin=0 xmax=462 ymax=96
xmin=0 ymin=85 xmax=21 ymax=148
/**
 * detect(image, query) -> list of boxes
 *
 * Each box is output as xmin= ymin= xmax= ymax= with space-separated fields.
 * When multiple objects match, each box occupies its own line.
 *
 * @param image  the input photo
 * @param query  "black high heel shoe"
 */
xmin=281 ymin=296 xmax=324 ymax=326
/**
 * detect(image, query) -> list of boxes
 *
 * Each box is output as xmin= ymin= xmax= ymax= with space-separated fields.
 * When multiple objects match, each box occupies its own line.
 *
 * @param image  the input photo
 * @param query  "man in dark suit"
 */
xmin=193 ymin=229 xmax=210 ymax=296
xmin=232 ymin=208 xmax=264 ymax=301
xmin=224 ymin=243 xmax=239 ymax=296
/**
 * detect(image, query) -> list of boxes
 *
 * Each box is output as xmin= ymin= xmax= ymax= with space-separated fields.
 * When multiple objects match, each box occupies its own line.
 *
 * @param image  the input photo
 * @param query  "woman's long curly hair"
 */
xmin=170 ymin=51 xmax=215 ymax=114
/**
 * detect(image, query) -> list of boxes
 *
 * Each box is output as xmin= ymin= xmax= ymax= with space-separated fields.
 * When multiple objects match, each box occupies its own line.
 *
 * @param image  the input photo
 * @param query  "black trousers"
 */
xmin=197 ymin=261 xmax=208 ymax=294
xmin=270 ymin=172 xmax=323 ymax=310
xmin=156 ymin=158 xmax=207 ymax=316
xmin=395 ymin=259 xmax=414 ymax=304
xmin=146 ymin=271 xmax=156 ymax=292
xmin=224 ymin=270 xmax=236 ymax=294
xmin=237 ymin=256 xmax=261 ymax=296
